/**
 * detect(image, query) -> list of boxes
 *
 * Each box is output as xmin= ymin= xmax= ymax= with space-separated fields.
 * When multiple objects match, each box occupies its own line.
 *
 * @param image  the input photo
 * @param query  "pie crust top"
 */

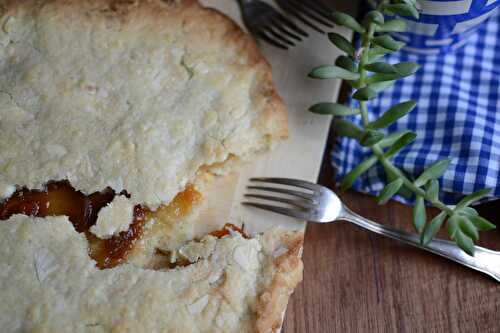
xmin=0 ymin=1 xmax=302 ymax=332
xmin=1 ymin=215 xmax=303 ymax=333
xmin=0 ymin=0 xmax=287 ymax=208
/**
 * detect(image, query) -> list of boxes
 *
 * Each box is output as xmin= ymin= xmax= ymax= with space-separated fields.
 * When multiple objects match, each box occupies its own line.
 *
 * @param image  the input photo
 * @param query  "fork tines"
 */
xmin=248 ymin=3 xmax=308 ymax=49
xmin=275 ymin=0 xmax=335 ymax=34
xmin=256 ymin=23 xmax=302 ymax=50
xmin=243 ymin=177 xmax=318 ymax=220
xmin=239 ymin=0 xmax=335 ymax=50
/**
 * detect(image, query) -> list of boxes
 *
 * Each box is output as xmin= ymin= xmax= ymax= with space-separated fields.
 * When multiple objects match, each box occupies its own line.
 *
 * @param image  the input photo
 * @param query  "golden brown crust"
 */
xmin=97 ymin=0 xmax=289 ymax=141
xmin=0 ymin=0 xmax=288 ymax=206
xmin=183 ymin=2 xmax=288 ymax=140
xmin=0 ymin=215 xmax=303 ymax=333
xmin=255 ymin=231 xmax=304 ymax=333
xmin=0 ymin=1 xmax=295 ymax=332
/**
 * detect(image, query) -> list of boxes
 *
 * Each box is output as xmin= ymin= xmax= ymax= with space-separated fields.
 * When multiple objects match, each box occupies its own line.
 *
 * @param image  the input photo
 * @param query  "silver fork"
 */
xmin=274 ymin=0 xmax=335 ymax=33
xmin=237 ymin=0 xmax=308 ymax=49
xmin=243 ymin=177 xmax=500 ymax=282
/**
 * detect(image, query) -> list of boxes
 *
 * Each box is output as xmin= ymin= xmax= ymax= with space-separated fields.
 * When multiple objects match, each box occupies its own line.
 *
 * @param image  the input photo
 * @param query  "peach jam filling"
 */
xmin=0 ymin=181 xmax=201 ymax=269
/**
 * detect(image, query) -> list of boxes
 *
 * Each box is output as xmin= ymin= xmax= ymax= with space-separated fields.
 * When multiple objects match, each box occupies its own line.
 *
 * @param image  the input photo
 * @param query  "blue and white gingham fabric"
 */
xmin=332 ymin=9 xmax=500 ymax=205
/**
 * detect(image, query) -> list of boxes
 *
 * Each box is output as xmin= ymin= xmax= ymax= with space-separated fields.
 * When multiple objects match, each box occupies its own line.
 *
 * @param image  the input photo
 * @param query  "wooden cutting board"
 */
xmin=195 ymin=0 xmax=352 ymax=236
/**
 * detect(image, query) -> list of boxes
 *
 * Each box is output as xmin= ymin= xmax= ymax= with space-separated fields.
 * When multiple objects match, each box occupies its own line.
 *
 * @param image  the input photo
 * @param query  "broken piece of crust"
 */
xmin=0 ymin=215 xmax=303 ymax=333
xmin=0 ymin=0 xmax=287 ymax=208
xmin=0 ymin=1 xmax=301 ymax=332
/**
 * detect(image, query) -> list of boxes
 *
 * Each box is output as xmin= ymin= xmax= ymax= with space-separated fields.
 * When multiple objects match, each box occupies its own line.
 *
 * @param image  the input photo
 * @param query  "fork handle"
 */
xmin=340 ymin=207 xmax=500 ymax=282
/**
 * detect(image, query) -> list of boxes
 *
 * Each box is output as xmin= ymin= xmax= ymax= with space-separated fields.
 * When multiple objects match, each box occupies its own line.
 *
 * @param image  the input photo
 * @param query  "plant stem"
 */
xmin=358 ymin=19 xmax=374 ymax=126
xmin=356 ymin=18 xmax=455 ymax=216
xmin=372 ymin=145 xmax=454 ymax=214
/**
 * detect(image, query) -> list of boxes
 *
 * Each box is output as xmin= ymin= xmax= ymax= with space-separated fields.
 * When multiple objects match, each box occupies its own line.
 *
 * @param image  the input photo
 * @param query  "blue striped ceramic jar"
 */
xmin=389 ymin=0 xmax=499 ymax=54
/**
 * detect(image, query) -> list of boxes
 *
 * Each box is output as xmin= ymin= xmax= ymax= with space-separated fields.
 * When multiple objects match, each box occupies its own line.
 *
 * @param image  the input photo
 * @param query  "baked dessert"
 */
xmin=0 ymin=0 xmax=303 ymax=332
xmin=1 ymin=215 xmax=303 ymax=332
xmin=0 ymin=0 xmax=287 ymax=207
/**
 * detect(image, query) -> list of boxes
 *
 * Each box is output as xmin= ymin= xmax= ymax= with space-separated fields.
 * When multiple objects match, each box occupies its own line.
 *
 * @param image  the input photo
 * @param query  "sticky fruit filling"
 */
xmin=0 ymin=181 xmax=202 ymax=269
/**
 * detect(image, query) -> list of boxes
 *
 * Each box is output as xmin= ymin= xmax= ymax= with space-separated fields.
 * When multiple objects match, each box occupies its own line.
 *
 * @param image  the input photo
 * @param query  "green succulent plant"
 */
xmin=309 ymin=0 xmax=495 ymax=255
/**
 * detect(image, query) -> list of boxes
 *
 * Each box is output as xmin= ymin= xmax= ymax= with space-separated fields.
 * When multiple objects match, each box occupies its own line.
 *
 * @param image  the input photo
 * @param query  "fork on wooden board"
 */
xmin=243 ymin=177 xmax=500 ymax=282
xmin=236 ymin=0 xmax=334 ymax=49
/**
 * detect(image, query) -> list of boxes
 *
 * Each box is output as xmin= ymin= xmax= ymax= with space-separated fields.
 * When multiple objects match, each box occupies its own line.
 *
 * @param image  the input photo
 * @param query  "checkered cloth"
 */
xmin=332 ymin=9 xmax=500 ymax=205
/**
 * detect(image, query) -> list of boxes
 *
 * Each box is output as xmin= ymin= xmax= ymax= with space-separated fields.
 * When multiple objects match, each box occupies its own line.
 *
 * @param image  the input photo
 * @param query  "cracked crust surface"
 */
xmin=0 ymin=215 xmax=303 ymax=333
xmin=0 ymin=1 xmax=301 ymax=332
xmin=0 ymin=0 xmax=287 ymax=208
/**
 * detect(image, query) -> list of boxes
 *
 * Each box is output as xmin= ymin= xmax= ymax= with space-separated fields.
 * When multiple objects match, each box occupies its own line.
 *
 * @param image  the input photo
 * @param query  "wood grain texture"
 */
xmin=282 ymin=94 xmax=500 ymax=333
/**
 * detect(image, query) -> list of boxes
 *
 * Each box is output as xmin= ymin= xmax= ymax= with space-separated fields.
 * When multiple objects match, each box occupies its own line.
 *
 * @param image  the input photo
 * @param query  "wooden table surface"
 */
xmin=282 ymin=115 xmax=500 ymax=332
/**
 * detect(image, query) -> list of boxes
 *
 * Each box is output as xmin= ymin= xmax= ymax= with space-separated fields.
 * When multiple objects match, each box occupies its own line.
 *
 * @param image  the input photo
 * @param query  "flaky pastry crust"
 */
xmin=0 ymin=215 xmax=303 ymax=333
xmin=0 ymin=0 xmax=287 ymax=208
xmin=0 ymin=1 xmax=300 ymax=332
